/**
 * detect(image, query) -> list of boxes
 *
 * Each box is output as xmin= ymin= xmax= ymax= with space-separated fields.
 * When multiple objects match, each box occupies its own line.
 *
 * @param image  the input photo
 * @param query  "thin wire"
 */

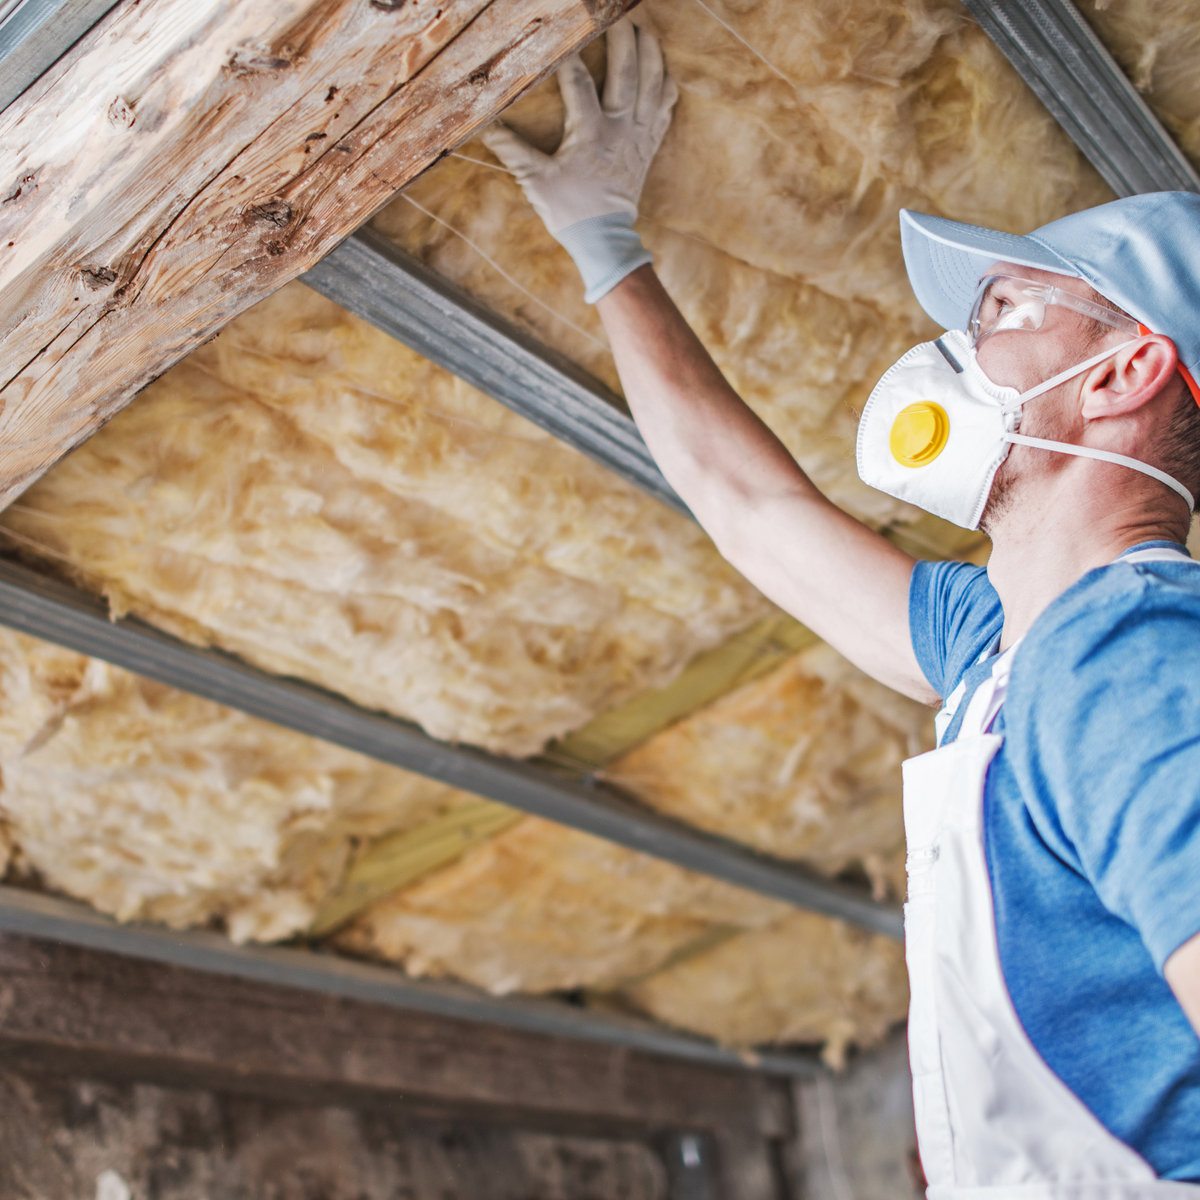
xmin=448 ymin=150 xmax=509 ymax=173
xmin=400 ymin=194 xmax=610 ymax=354
xmin=689 ymin=0 xmax=801 ymax=93
xmin=0 ymin=524 xmax=78 ymax=566
xmin=815 ymin=1074 xmax=855 ymax=1200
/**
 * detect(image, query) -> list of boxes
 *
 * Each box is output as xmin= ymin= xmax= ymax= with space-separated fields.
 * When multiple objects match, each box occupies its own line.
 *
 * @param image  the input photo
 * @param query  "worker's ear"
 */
xmin=1079 ymin=333 xmax=1179 ymax=419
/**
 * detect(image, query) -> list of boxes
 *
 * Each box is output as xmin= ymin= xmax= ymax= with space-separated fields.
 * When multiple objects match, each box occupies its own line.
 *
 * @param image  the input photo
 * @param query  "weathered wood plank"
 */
xmin=0 ymin=0 xmax=637 ymax=508
xmin=0 ymin=933 xmax=793 ymax=1137
xmin=0 ymin=1069 xmax=674 ymax=1200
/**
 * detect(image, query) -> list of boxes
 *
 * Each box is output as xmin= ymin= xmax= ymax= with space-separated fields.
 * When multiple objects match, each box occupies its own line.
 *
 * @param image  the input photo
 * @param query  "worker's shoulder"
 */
xmin=1018 ymin=547 xmax=1200 ymax=690
xmin=1055 ymin=548 xmax=1200 ymax=627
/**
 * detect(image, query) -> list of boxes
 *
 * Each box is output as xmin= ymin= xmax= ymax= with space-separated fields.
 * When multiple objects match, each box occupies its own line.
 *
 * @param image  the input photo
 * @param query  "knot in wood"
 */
xmin=246 ymin=200 xmax=292 ymax=228
xmin=107 ymin=97 xmax=135 ymax=128
xmin=369 ymin=0 xmax=410 ymax=10
xmin=3 ymin=172 xmax=37 ymax=205
xmin=80 ymin=266 xmax=118 ymax=289
xmin=227 ymin=44 xmax=293 ymax=76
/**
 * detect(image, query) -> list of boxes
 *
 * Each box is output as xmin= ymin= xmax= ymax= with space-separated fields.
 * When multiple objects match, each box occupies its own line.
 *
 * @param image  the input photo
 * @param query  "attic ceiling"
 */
xmin=1 ymin=0 xmax=1197 ymax=1069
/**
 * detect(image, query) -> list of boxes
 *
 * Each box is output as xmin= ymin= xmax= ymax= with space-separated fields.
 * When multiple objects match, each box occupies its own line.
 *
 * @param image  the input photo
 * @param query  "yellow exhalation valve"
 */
xmin=889 ymin=401 xmax=950 ymax=467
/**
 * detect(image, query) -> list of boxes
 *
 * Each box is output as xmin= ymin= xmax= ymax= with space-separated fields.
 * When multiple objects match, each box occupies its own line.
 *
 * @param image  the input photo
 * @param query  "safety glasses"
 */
xmin=967 ymin=274 xmax=1141 ymax=347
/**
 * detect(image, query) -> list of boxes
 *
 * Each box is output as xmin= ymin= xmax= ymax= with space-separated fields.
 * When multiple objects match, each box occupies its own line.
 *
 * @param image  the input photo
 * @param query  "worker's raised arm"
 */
xmin=484 ymin=22 xmax=935 ymax=703
xmin=597 ymin=266 xmax=932 ymax=702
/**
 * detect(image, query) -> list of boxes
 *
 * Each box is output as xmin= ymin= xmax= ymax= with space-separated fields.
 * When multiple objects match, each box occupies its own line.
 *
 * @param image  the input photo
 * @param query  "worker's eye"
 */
xmin=988 ymin=285 xmax=1019 ymax=314
xmin=978 ymin=292 xmax=1010 ymax=328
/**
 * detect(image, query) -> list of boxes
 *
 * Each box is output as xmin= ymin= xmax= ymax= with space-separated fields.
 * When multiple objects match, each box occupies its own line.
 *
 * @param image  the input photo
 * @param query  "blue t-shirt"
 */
xmin=910 ymin=541 xmax=1200 ymax=1181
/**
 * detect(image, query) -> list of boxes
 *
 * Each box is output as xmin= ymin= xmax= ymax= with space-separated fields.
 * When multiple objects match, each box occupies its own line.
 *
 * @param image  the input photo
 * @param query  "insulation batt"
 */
xmin=375 ymin=0 xmax=1112 ymax=527
xmin=0 ymin=629 xmax=474 ymax=940
xmin=616 ymin=911 xmax=909 ymax=1070
xmin=605 ymin=643 xmax=931 ymax=900
xmin=0 ymin=286 xmax=768 ymax=757
xmin=1078 ymin=0 xmax=1200 ymax=169
xmin=336 ymin=815 xmax=790 ymax=994
xmin=338 ymin=815 xmax=906 ymax=1057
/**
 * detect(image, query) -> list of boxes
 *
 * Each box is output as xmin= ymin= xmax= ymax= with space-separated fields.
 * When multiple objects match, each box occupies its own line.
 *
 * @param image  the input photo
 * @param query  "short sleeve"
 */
xmin=909 ymin=559 xmax=1004 ymax=699
xmin=1007 ymin=568 xmax=1200 ymax=970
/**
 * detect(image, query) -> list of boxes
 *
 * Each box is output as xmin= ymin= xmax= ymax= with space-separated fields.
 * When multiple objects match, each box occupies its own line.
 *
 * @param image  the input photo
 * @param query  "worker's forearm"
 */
xmin=595 ymin=266 xmax=821 ymax=532
xmin=595 ymin=268 xmax=931 ymax=703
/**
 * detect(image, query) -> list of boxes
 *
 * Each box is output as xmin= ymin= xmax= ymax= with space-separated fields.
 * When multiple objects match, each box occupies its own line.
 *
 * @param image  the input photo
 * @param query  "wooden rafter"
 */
xmin=0 ymin=0 xmax=636 ymax=508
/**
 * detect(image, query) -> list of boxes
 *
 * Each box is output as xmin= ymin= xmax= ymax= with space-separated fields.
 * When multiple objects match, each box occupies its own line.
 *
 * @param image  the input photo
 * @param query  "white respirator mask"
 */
xmin=856 ymin=328 xmax=1194 ymax=530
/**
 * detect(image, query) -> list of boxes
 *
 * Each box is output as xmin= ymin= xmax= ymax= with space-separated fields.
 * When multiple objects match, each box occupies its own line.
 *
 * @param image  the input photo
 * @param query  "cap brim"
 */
xmin=900 ymin=210 xmax=1079 ymax=330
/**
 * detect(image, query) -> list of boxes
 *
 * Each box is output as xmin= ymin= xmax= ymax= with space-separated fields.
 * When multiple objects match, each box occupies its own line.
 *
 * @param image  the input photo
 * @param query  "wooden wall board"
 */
xmin=0 ymin=1067 xmax=685 ymax=1200
xmin=0 ymin=932 xmax=796 ymax=1137
xmin=0 ymin=0 xmax=637 ymax=509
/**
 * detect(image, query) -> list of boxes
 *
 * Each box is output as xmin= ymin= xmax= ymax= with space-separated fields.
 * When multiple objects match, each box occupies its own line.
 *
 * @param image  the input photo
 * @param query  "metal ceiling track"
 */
xmin=304 ymin=228 xmax=690 ymax=517
xmin=0 ymin=884 xmax=821 ymax=1077
xmin=962 ymin=0 xmax=1200 ymax=197
xmin=0 ymin=559 xmax=903 ymax=940
xmin=0 ymin=0 xmax=121 ymax=112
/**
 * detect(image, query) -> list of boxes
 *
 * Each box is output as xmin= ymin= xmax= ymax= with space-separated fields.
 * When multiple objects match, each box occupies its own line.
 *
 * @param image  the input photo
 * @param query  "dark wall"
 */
xmin=0 ymin=934 xmax=796 ymax=1200
xmin=0 ymin=1068 xmax=671 ymax=1200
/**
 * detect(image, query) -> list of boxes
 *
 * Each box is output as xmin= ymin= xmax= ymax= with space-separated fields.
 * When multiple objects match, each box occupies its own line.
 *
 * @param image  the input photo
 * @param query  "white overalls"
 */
xmin=902 ymin=546 xmax=1200 ymax=1197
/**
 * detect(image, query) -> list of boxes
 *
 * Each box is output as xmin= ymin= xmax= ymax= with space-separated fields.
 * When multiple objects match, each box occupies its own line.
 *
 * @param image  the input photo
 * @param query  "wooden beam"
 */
xmin=0 ymin=0 xmax=637 ymax=509
xmin=0 ymin=923 xmax=800 ymax=1133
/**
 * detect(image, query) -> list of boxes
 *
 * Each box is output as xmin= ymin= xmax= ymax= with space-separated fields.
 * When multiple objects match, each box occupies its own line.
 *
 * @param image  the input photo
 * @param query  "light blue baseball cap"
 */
xmin=899 ymin=191 xmax=1200 ymax=404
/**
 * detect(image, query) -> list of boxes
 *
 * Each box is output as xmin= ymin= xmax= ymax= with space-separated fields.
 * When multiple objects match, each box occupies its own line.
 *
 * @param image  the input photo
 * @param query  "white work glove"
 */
xmin=481 ymin=20 xmax=678 ymax=303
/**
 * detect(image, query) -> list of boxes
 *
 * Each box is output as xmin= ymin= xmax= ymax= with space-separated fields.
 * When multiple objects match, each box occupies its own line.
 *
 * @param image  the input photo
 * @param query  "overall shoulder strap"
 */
xmin=1120 ymin=546 xmax=1193 ymax=566
xmin=957 ymin=643 xmax=1020 ymax=737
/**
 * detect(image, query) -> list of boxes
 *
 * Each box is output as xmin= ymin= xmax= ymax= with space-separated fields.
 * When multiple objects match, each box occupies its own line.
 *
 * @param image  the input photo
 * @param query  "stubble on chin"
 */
xmin=979 ymin=457 xmax=1015 ymax=535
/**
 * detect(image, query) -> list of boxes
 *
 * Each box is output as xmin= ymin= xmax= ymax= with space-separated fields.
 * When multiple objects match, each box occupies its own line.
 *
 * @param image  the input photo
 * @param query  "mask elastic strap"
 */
xmin=1003 ymin=339 xmax=1140 ymax=413
xmin=1002 ymin=432 xmax=1195 ymax=514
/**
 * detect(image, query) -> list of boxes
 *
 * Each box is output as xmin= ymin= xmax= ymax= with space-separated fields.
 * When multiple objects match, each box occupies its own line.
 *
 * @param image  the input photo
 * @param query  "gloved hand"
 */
xmin=481 ymin=20 xmax=678 ymax=303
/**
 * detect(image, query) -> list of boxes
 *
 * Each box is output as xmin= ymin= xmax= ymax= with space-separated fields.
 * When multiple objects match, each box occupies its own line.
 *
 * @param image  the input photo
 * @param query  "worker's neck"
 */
xmin=986 ymin=466 xmax=1190 ymax=650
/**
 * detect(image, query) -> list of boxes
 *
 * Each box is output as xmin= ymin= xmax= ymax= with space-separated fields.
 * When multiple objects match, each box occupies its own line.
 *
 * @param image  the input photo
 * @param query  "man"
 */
xmin=483 ymin=22 xmax=1200 ymax=1190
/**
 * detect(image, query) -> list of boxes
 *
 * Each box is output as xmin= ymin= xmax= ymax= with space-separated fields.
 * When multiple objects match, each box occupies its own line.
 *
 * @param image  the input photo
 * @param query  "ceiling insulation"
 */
xmin=0 ymin=284 xmax=768 ymax=758
xmin=2 ymin=0 xmax=1195 ymax=1064
xmin=0 ymin=628 xmax=474 ymax=942
xmin=605 ymin=641 xmax=930 ymax=899
xmin=1078 ymin=0 xmax=1200 ymax=166
xmin=374 ymin=0 xmax=1112 ymax=525
xmin=336 ymin=814 xmax=906 ymax=1058
xmin=336 ymin=816 xmax=789 ymax=993
xmin=614 ymin=910 xmax=908 ymax=1069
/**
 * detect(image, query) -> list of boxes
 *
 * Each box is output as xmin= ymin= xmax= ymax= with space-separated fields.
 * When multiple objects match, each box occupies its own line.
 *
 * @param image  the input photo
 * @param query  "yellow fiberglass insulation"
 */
xmin=604 ymin=642 xmax=933 ymax=899
xmin=1079 ymin=0 xmax=1200 ymax=169
xmin=373 ymin=0 xmax=1112 ymax=528
xmin=616 ymin=911 xmax=909 ymax=1067
xmin=0 ymin=628 xmax=474 ymax=941
xmin=336 ymin=816 xmax=791 ymax=995
xmin=0 ymin=285 xmax=768 ymax=758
